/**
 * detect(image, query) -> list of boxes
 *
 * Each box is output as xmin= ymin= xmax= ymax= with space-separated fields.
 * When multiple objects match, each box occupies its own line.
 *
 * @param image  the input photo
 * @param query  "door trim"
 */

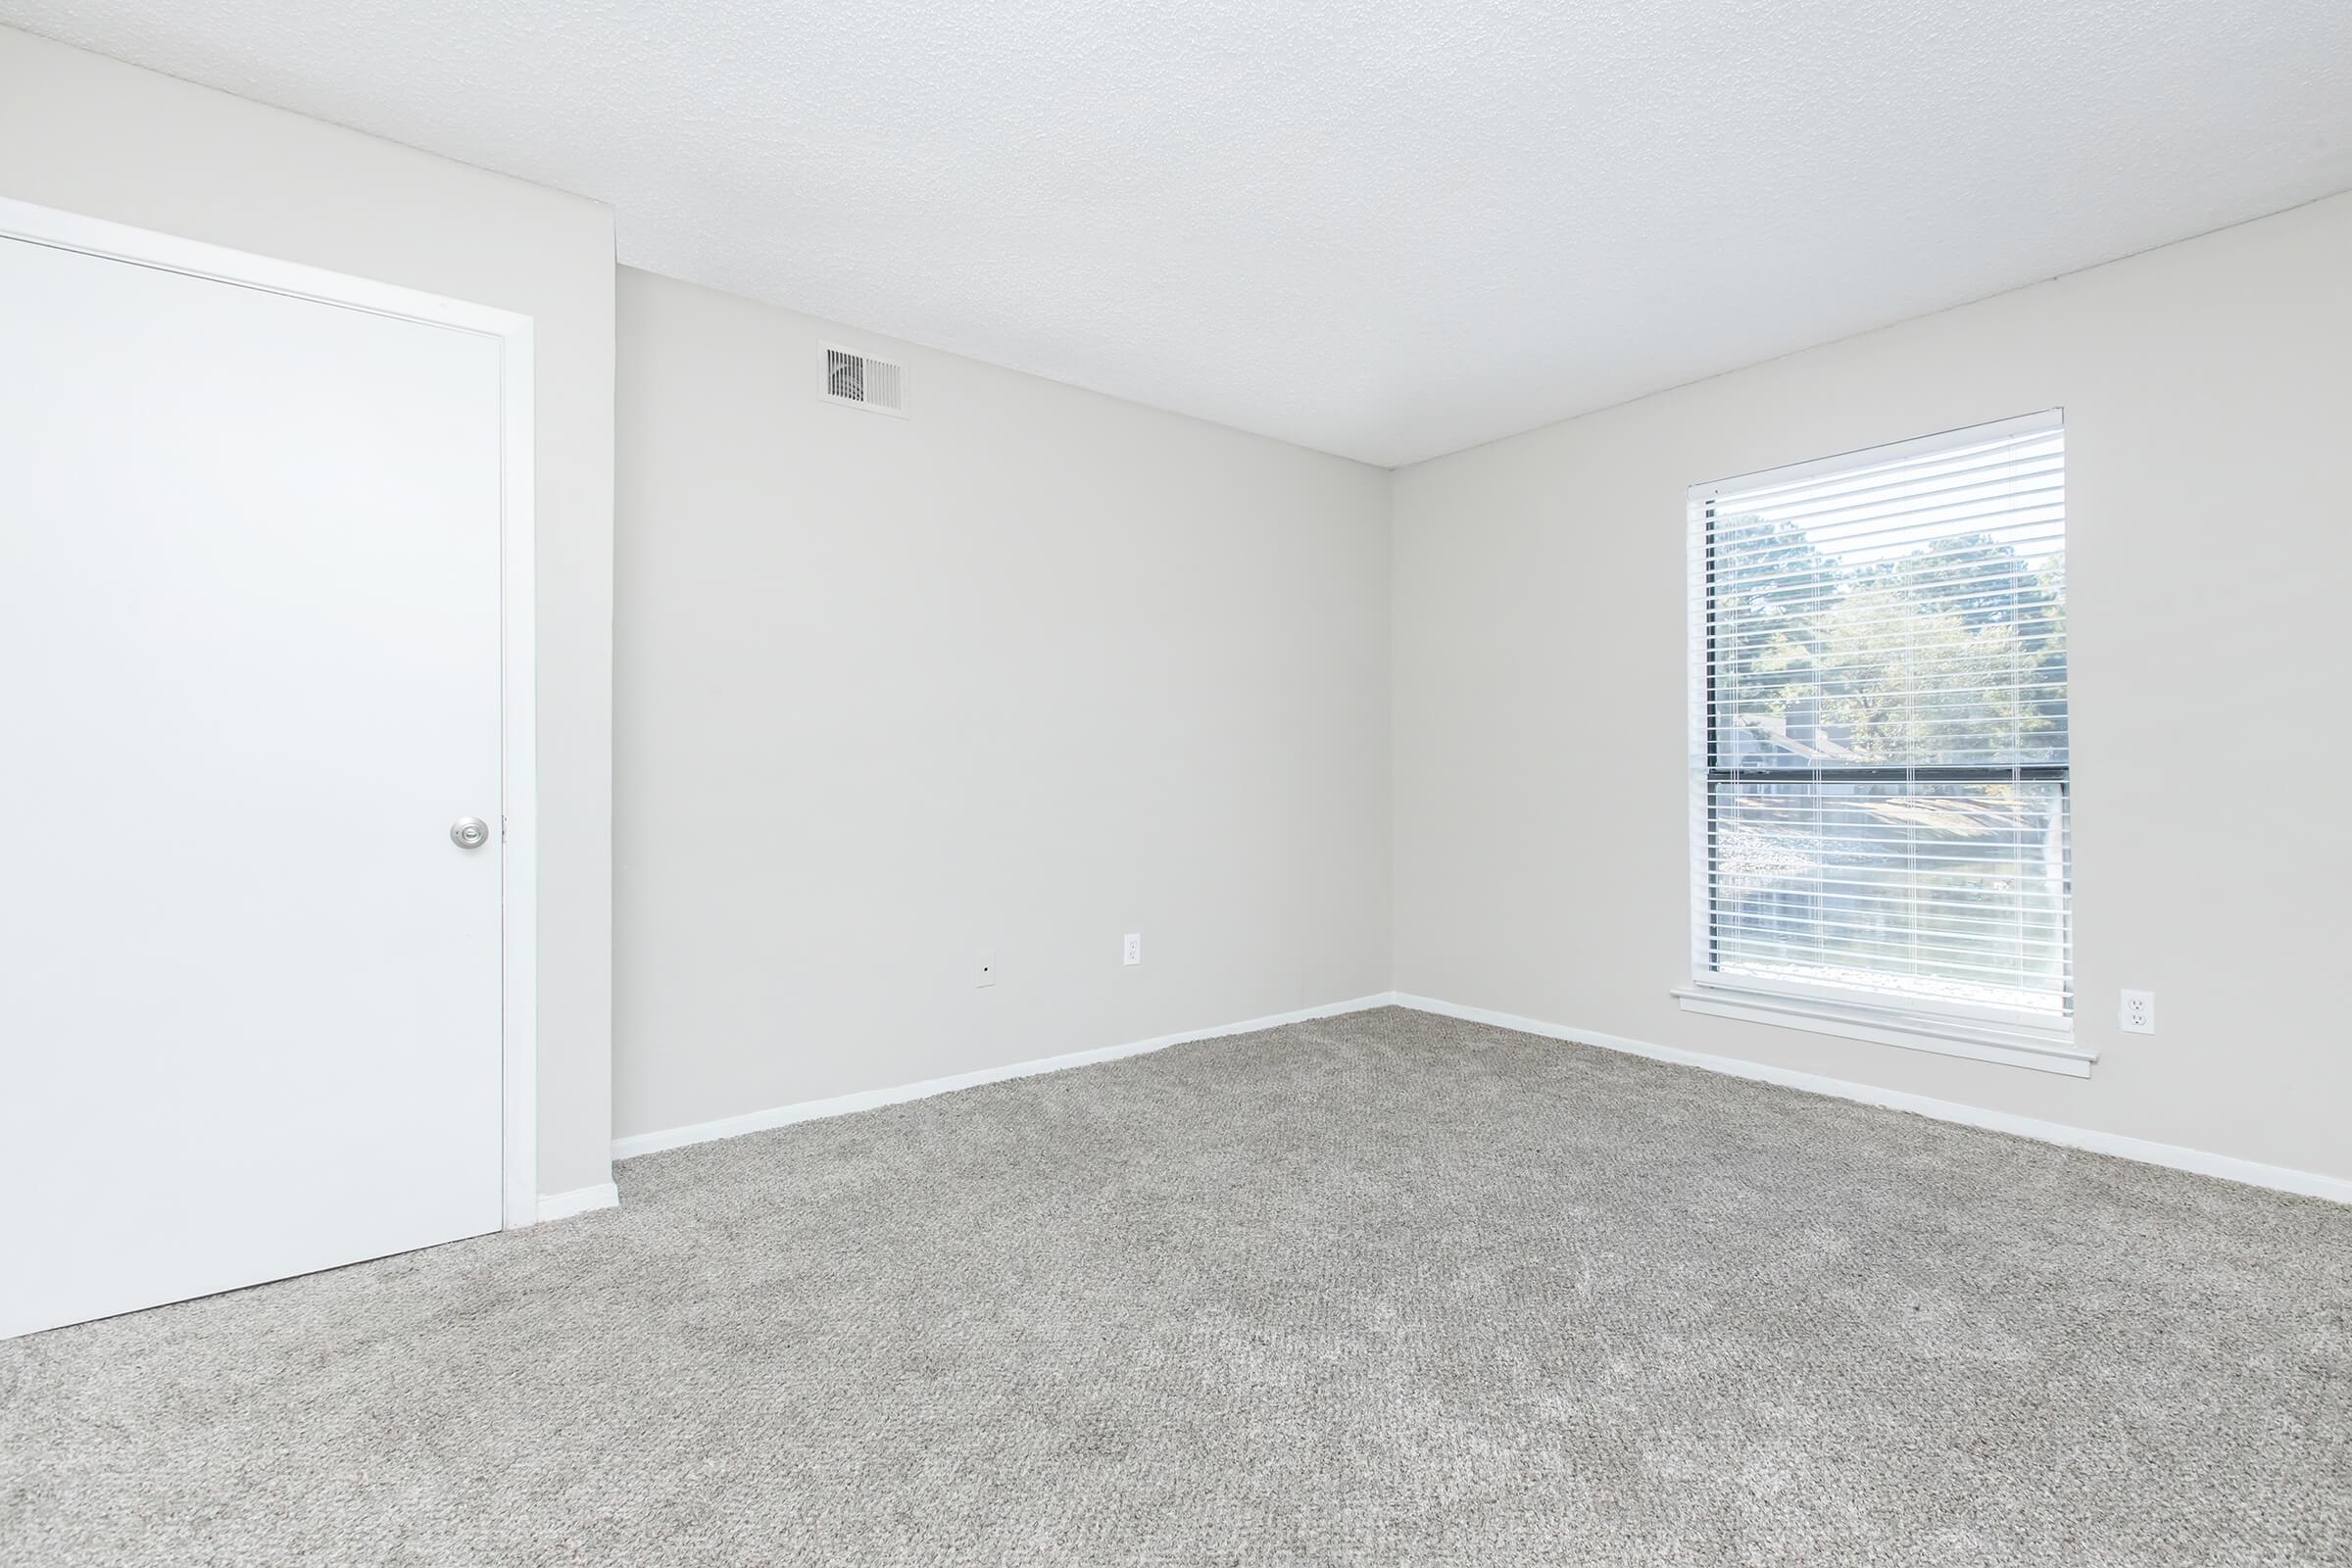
xmin=0 ymin=195 xmax=543 ymax=1230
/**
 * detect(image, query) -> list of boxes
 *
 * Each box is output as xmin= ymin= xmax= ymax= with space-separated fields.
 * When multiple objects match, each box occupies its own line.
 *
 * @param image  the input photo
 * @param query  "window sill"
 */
xmin=1672 ymin=985 xmax=2094 ymax=1078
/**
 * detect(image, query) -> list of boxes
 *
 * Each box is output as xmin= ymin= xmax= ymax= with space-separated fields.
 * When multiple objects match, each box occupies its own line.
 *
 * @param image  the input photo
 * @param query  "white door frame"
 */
xmin=0 ymin=195 xmax=542 ymax=1229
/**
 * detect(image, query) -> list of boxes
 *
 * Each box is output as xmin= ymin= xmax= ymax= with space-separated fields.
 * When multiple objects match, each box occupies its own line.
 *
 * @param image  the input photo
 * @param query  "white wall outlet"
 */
xmin=975 ymin=952 xmax=997 ymax=989
xmin=1122 ymin=933 xmax=1142 ymax=966
xmin=2119 ymin=989 xmax=2155 ymax=1034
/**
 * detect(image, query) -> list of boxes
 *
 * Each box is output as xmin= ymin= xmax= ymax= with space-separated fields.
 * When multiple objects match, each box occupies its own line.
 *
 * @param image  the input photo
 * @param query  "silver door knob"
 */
xmin=450 ymin=816 xmax=491 ymax=850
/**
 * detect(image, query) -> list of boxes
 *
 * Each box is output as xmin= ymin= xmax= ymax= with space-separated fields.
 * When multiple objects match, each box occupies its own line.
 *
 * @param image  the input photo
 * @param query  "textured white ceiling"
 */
xmin=7 ymin=2 xmax=2350 ymax=466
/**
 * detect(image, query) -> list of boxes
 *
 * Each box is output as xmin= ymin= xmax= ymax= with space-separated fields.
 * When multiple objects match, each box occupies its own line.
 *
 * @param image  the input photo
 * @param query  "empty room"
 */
xmin=1 ymin=3 xmax=2347 ymax=1563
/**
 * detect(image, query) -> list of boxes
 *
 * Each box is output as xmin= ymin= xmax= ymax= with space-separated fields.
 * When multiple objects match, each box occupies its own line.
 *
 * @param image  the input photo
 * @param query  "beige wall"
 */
xmin=1393 ymin=192 xmax=2352 ymax=1182
xmin=612 ymin=269 xmax=1392 ymax=1141
xmin=0 ymin=26 xmax=617 ymax=1198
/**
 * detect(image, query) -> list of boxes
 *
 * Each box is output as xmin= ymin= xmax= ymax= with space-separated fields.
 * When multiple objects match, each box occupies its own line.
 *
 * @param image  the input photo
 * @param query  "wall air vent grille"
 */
xmin=820 ymin=343 xmax=906 ymax=416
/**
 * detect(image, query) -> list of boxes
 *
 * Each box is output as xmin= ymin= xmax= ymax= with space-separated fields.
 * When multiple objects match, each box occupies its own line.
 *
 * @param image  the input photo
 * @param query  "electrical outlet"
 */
xmin=1122 ymin=933 xmax=1142 ymax=966
xmin=975 ymin=953 xmax=997 ymax=989
xmin=2119 ymin=989 xmax=2155 ymax=1034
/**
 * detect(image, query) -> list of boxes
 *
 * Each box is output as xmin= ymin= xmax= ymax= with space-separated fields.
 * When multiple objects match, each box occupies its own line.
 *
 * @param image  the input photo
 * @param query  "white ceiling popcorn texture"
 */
xmin=5 ymin=0 xmax=2348 ymax=465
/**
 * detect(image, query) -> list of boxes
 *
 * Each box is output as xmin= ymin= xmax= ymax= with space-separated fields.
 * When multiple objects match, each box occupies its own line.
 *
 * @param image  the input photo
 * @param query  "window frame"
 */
xmin=1681 ymin=413 xmax=2089 ymax=1074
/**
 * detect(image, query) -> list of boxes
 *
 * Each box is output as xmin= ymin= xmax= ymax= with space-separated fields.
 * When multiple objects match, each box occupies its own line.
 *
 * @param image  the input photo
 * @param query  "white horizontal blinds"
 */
xmin=1694 ymin=412 xmax=2070 ymax=1022
xmin=1708 ymin=779 xmax=2070 ymax=1017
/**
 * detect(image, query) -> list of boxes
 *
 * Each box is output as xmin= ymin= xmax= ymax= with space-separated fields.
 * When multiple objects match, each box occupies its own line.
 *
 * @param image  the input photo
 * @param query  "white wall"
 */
xmin=612 ymin=270 xmax=1391 ymax=1142
xmin=0 ymin=26 xmax=617 ymax=1200
xmin=13 ymin=13 xmax=2342 ymax=1194
xmin=1393 ymin=193 xmax=2352 ymax=1183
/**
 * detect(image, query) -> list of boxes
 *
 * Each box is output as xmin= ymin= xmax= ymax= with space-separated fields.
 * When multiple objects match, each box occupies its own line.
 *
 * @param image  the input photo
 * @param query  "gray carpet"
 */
xmin=4 ymin=1006 xmax=2348 ymax=1566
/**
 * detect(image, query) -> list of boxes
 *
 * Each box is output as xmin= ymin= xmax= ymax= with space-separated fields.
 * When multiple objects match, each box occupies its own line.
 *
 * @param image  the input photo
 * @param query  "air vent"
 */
xmin=819 ymin=343 xmax=907 ymax=416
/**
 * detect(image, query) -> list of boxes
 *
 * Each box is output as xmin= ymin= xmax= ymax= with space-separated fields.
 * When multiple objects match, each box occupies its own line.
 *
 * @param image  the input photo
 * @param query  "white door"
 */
xmin=0 ymin=228 xmax=510 ymax=1339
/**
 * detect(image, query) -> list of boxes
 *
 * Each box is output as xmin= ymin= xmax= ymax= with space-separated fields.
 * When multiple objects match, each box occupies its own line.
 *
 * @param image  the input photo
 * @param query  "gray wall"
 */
xmin=1392 ymin=192 xmax=2352 ymax=1182
xmin=612 ymin=270 xmax=1392 ymax=1141
xmin=0 ymin=26 xmax=618 ymax=1200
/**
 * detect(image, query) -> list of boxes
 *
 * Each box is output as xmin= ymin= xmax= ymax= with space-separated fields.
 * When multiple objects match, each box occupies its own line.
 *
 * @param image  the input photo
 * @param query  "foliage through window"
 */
xmin=1690 ymin=413 xmax=2070 ymax=1025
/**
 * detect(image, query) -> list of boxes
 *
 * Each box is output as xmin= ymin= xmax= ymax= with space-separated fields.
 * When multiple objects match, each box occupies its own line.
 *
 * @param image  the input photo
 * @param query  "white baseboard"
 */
xmin=534 ymin=1181 xmax=620 ymax=1223
xmin=611 ymin=992 xmax=1402 ymax=1162
xmin=1392 ymin=994 xmax=2352 ymax=1206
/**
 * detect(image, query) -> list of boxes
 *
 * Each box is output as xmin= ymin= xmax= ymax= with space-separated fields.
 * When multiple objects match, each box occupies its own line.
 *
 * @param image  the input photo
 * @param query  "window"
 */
xmin=1686 ymin=413 xmax=2076 ymax=1066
